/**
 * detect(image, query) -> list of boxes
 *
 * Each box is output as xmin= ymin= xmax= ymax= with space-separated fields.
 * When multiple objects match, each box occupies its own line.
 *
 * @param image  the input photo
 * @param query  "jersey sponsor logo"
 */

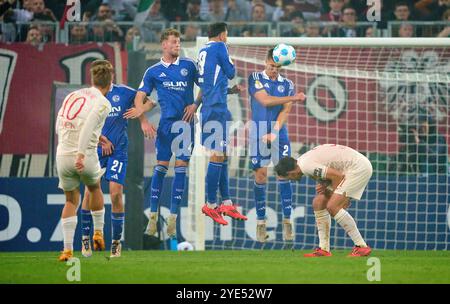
xmin=255 ymin=80 xmax=263 ymax=89
xmin=180 ymin=68 xmax=188 ymax=76
xmin=159 ymin=72 xmax=167 ymax=77
xmin=108 ymin=106 xmax=122 ymax=117
xmin=163 ymin=81 xmax=188 ymax=91
xmin=112 ymin=95 xmax=120 ymax=102
xmin=277 ymin=85 xmax=285 ymax=93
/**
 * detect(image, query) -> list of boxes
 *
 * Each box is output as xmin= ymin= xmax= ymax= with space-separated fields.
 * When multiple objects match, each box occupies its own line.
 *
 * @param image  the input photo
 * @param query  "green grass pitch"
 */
xmin=1 ymin=250 xmax=449 ymax=284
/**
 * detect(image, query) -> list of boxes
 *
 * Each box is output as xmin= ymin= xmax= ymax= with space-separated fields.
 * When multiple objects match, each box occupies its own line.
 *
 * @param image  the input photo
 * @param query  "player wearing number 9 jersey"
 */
xmin=197 ymin=22 xmax=248 ymax=225
xmin=56 ymin=60 xmax=113 ymax=261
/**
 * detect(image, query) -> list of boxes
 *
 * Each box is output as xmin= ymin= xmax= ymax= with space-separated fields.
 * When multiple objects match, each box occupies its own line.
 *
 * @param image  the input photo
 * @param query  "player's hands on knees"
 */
xmin=262 ymin=133 xmax=277 ymax=143
xmin=294 ymin=92 xmax=306 ymax=102
xmin=123 ymin=107 xmax=144 ymax=119
xmin=141 ymin=120 xmax=156 ymax=139
xmin=316 ymin=183 xmax=328 ymax=194
xmin=182 ymin=104 xmax=198 ymax=122
xmin=101 ymin=137 xmax=114 ymax=156
xmin=75 ymin=153 xmax=85 ymax=173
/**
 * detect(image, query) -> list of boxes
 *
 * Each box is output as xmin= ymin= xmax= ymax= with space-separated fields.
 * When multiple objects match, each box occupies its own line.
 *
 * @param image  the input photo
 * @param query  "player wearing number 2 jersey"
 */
xmin=55 ymin=60 xmax=113 ymax=262
xmin=248 ymin=48 xmax=306 ymax=243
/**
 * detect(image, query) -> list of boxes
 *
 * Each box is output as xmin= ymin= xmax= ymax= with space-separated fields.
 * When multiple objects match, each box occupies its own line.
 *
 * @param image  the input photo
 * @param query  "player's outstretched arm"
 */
xmin=254 ymin=90 xmax=305 ymax=107
xmin=124 ymin=97 xmax=156 ymax=119
xmin=262 ymin=102 xmax=293 ymax=143
xmin=132 ymin=90 xmax=148 ymax=117
xmin=138 ymin=114 xmax=156 ymax=139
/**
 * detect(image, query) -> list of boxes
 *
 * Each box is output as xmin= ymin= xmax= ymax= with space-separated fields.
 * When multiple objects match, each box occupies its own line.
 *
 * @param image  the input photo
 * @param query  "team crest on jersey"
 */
xmin=277 ymin=85 xmax=285 ymax=93
xmin=112 ymin=95 xmax=120 ymax=102
xmin=180 ymin=68 xmax=188 ymax=76
xmin=255 ymin=80 xmax=263 ymax=89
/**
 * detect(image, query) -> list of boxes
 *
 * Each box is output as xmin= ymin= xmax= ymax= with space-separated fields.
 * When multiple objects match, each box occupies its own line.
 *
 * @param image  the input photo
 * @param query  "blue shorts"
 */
xmin=98 ymin=150 xmax=128 ymax=185
xmin=200 ymin=104 xmax=232 ymax=152
xmin=249 ymin=127 xmax=291 ymax=170
xmin=156 ymin=119 xmax=194 ymax=162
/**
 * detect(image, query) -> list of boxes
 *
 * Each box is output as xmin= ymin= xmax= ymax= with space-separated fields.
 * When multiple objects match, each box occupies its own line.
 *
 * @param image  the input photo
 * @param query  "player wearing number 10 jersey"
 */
xmin=56 ymin=60 xmax=113 ymax=261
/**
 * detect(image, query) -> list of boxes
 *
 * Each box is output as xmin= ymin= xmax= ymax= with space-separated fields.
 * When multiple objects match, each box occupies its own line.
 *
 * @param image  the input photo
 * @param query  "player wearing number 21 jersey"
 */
xmin=80 ymin=83 xmax=155 ymax=259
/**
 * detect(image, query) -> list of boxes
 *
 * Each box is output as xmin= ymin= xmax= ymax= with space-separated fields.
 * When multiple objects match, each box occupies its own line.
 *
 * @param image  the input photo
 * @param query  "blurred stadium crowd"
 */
xmin=0 ymin=0 xmax=449 ymax=47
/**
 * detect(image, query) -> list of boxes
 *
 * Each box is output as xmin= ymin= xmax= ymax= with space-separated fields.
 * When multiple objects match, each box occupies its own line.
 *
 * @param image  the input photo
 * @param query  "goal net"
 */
xmin=186 ymin=37 xmax=450 ymax=251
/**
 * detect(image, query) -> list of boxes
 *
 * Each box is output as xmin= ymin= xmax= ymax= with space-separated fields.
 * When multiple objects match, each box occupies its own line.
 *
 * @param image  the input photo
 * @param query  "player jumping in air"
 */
xmin=79 ymin=81 xmax=156 ymax=259
xmin=55 ymin=60 xmax=113 ymax=261
xmin=275 ymin=144 xmax=373 ymax=257
xmin=197 ymin=22 xmax=248 ymax=225
xmin=134 ymin=28 xmax=199 ymax=238
xmin=248 ymin=48 xmax=306 ymax=243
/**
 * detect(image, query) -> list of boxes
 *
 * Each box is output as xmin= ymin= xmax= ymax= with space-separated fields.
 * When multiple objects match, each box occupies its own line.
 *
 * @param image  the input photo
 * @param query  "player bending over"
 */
xmin=134 ymin=28 xmax=199 ymax=238
xmin=274 ymin=144 xmax=373 ymax=257
xmin=197 ymin=22 xmax=248 ymax=225
xmin=248 ymin=48 xmax=306 ymax=242
xmin=56 ymin=60 xmax=113 ymax=261
xmin=80 ymin=82 xmax=156 ymax=258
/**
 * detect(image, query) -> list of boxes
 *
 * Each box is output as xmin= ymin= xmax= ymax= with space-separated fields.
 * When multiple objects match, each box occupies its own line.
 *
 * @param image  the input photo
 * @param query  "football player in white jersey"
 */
xmin=275 ymin=144 xmax=373 ymax=257
xmin=55 ymin=60 xmax=113 ymax=261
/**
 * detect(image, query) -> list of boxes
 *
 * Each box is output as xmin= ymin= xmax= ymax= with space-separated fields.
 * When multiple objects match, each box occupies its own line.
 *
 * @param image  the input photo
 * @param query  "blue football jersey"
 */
xmin=101 ymin=84 xmax=136 ymax=154
xmin=138 ymin=57 xmax=198 ymax=120
xmin=248 ymin=71 xmax=294 ymax=129
xmin=197 ymin=41 xmax=235 ymax=107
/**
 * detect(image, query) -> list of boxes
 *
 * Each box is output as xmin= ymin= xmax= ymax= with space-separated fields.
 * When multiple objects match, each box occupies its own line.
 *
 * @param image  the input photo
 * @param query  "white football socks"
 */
xmin=61 ymin=216 xmax=77 ymax=251
xmin=334 ymin=208 xmax=367 ymax=247
xmin=91 ymin=208 xmax=105 ymax=232
xmin=314 ymin=209 xmax=331 ymax=252
xmin=222 ymin=199 xmax=232 ymax=206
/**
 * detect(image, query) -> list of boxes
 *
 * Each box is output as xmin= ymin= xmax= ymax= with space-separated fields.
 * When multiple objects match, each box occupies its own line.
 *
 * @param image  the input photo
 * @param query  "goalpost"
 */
xmin=187 ymin=37 xmax=450 ymax=251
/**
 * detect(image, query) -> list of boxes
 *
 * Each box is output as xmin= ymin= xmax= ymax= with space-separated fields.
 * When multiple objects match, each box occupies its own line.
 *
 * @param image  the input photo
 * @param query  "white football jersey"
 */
xmin=56 ymin=87 xmax=111 ymax=156
xmin=297 ymin=144 xmax=369 ymax=180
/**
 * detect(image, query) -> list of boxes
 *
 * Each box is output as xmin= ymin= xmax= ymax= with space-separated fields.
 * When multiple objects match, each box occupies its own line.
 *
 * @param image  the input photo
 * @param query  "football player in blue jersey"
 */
xmin=134 ymin=28 xmax=199 ymax=239
xmin=196 ymin=22 xmax=249 ymax=225
xmin=248 ymin=48 xmax=306 ymax=243
xmin=80 ymin=81 xmax=156 ymax=258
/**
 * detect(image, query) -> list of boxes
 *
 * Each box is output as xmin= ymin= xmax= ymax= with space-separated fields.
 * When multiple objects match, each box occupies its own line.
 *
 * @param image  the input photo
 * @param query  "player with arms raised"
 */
xmin=134 ymin=28 xmax=198 ymax=238
xmin=274 ymin=144 xmax=373 ymax=257
xmin=248 ymin=48 xmax=306 ymax=243
xmin=56 ymin=60 xmax=113 ymax=261
xmin=197 ymin=22 xmax=247 ymax=225
xmin=79 ymin=80 xmax=156 ymax=258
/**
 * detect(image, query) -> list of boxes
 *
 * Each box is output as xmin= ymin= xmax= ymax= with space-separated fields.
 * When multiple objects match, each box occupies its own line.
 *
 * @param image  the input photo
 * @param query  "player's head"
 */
xmin=265 ymin=48 xmax=282 ymax=79
xmin=275 ymin=157 xmax=303 ymax=180
xmin=160 ymin=28 xmax=181 ymax=58
xmin=90 ymin=59 xmax=113 ymax=92
xmin=208 ymin=22 xmax=228 ymax=42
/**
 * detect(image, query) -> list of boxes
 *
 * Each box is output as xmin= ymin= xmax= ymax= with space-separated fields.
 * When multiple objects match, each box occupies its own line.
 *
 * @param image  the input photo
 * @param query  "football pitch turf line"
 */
xmin=1 ymin=250 xmax=449 ymax=284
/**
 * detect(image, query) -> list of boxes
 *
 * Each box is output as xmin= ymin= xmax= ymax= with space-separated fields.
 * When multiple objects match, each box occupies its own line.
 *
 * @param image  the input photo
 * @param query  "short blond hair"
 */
xmin=90 ymin=59 xmax=113 ymax=88
xmin=160 ymin=28 xmax=180 ymax=43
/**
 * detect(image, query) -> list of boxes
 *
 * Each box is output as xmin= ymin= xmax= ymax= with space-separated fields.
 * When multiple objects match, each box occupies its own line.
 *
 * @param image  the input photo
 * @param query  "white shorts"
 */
xmin=56 ymin=154 xmax=105 ymax=191
xmin=334 ymin=156 xmax=373 ymax=200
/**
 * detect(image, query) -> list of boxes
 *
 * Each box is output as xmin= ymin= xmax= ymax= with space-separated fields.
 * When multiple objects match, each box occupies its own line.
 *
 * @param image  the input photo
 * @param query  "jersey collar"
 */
xmin=262 ymin=70 xmax=283 ymax=82
xmin=160 ymin=56 xmax=180 ymax=67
